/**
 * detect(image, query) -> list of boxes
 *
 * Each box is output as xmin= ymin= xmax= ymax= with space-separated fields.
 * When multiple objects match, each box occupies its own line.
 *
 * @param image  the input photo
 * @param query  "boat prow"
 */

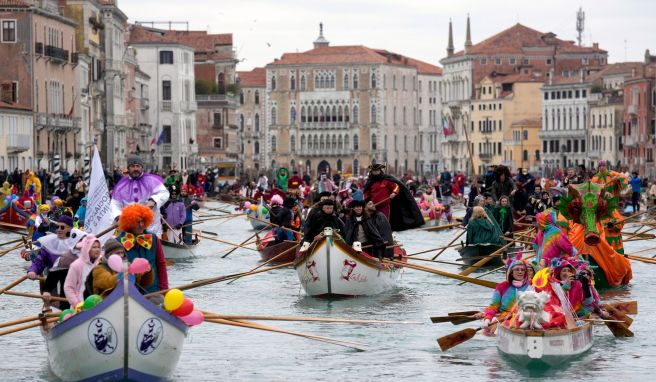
xmin=43 ymin=278 xmax=188 ymax=381
xmin=257 ymin=230 xmax=297 ymax=263
xmin=497 ymin=323 xmax=593 ymax=369
xmin=294 ymin=234 xmax=405 ymax=297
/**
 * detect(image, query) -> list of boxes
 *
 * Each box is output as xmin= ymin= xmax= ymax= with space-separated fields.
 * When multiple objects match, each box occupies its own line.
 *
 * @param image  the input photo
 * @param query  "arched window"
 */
xmin=338 ymin=135 xmax=343 ymax=149
xmin=319 ymin=106 xmax=325 ymax=122
xmin=300 ymin=75 xmax=306 ymax=90
xmin=330 ymin=73 xmax=335 ymax=88
xmin=343 ymin=73 xmax=349 ymax=90
xmin=290 ymin=74 xmax=296 ymax=90
xmin=371 ymin=104 xmax=377 ymax=123
xmin=403 ymin=107 xmax=407 ymax=125
xmin=576 ymin=108 xmax=580 ymax=129
xmin=254 ymin=113 xmax=260 ymax=132
xmin=301 ymin=135 xmax=306 ymax=151
xmin=338 ymin=105 xmax=343 ymax=122
xmin=371 ymin=71 xmax=376 ymax=88
xmin=371 ymin=134 xmax=377 ymax=150
xmin=344 ymin=104 xmax=350 ymax=122
xmin=353 ymin=105 xmax=359 ymax=123
xmin=290 ymin=135 xmax=296 ymax=152
xmin=254 ymin=141 xmax=260 ymax=154
xmin=254 ymin=90 xmax=260 ymax=105
xmin=568 ymin=108 xmax=573 ymax=129
xmin=353 ymin=159 xmax=359 ymax=176
xmin=344 ymin=135 xmax=350 ymax=150
xmin=313 ymin=106 xmax=319 ymax=122
xmin=353 ymin=73 xmax=359 ymax=89
xmin=332 ymin=105 xmax=337 ymax=122
xmin=522 ymin=130 xmax=528 ymax=140
xmin=218 ymin=72 xmax=225 ymax=94
xmin=337 ymin=159 xmax=342 ymax=171
xmin=239 ymin=114 xmax=244 ymax=131
xmin=301 ymin=106 xmax=306 ymax=123
xmin=332 ymin=134 xmax=337 ymax=149
xmin=290 ymin=106 xmax=297 ymax=123
xmin=239 ymin=91 xmax=244 ymax=105
xmin=313 ymin=135 xmax=318 ymax=150
xmin=306 ymin=159 xmax=311 ymax=174
xmin=523 ymin=149 xmax=528 ymax=161
xmin=271 ymin=107 xmax=277 ymax=125
xmin=271 ymin=136 xmax=277 ymax=152
xmin=271 ymin=75 xmax=276 ymax=90
xmin=319 ymin=135 xmax=325 ymax=150
xmin=353 ymin=134 xmax=359 ymax=150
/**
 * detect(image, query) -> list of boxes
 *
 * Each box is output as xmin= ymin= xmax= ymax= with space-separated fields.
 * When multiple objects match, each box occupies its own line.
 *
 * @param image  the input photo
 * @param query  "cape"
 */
xmin=364 ymin=174 xmax=424 ymax=231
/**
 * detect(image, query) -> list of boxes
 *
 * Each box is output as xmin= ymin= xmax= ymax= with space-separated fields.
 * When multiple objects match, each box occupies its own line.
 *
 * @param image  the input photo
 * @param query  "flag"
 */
xmin=156 ymin=130 xmax=166 ymax=145
xmin=85 ymin=145 xmax=115 ymax=244
xmin=442 ymin=116 xmax=454 ymax=136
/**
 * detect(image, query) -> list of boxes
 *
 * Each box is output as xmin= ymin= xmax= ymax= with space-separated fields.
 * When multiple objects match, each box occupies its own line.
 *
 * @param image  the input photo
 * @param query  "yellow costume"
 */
xmin=24 ymin=172 xmax=42 ymax=203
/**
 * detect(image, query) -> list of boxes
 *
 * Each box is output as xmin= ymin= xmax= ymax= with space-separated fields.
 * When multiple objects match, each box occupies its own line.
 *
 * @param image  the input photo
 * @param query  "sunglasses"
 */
xmin=56 ymin=225 xmax=69 ymax=230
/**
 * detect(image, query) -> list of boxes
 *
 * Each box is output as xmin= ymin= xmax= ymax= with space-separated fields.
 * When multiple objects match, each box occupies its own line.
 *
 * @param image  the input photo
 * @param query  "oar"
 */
xmin=3 ymin=290 xmax=68 ymax=302
xmin=431 ymin=230 xmax=466 ymax=260
xmin=204 ymin=317 xmax=367 ymax=351
xmin=607 ymin=300 xmax=637 ymax=315
xmin=0 ymin=241 xmax=25 ymax=258
xmin=0 ymin=237 xmax=25 ymax=248
xmin=202 ymin=311 xmax=421 ymax=325
xmin=459 ymin=241 xmax=515 ymax=276
xmin=406 ymin=242 xmax=462 ymax=258
xmin=226 ymin=242 xmax=299 ymax=285
xmin=437 ymin=326 xmax=484 ymax=351
xmin=0 ymin=275 xmax=28 ymax=295
xmin=221 ymin=226 xmax=270 ymax=258
xmin=0 ymin=317 xmax=58 ymax=336
xmin=419 ymin=222 xmax=463 ymax=232
xmin=581 ymin=318 xmax=627 ymax=323
xmin=430 ymin=315 xmax=478 ymax=324
xmin=626 ymin=254 xmax=656 ymax=264
xmin=601 ymin=304 xmax=634 ymax=337
xmin=383 ymin=259 xmax=498 ymax=289
xmin=0 ymin=312 xmax=59 ymax=329
xmin=198 ymin=234 xmax=259 ymax=252
xmin=408 ymin=257 xmax=486 ymax=268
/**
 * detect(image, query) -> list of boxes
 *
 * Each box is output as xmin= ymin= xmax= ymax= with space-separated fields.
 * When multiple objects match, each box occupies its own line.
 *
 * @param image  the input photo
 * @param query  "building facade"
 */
xmin=623 ymin=58 xmax=656 ymax=177
xmin=129 ymin=25 xmax=197 ymax=171
xmin=236 ymin=67 xmax=266 ymax=177
xmin=417 ymin=71 xmax=443 ymax=176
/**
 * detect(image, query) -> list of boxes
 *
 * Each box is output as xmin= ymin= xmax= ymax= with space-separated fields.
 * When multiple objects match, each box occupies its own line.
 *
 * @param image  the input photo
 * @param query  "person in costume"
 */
xmin=289 ymin=197 xmax=302 ymax=241
xmin=591 ymin=160 xmax=628 ymax=195
xmin=343 ymin=199 xmax=392 ymax=259
xmin=180 ymin=185 xmax=200 ymax=244
xmin=288 ymin=170 xmax=303 ymax=191
xmin=17 ymin=190 xmax=35 ymax=212
xmin=276 ymin=167 xmax=290 ymax=192
xmin=0 ymin=181 xmax=12 ymax=209
xmin=550 ymin=258 xmax=595 ymax=319
xmin=64 ymin=234 xmax=102 ymax=307
xmin=533 ymin=209 xmax=578 ymax=268
xmin=491 ymin=165 xmax=513 ymax=201
xmin=269 ymin=195 xmax=294 ymax=243
xmin=475 ymin=256 xmax=529 ymax=330
xmin=317 ymin=172 xmax=337 ymax=194
xmin=88 ymin=238 xmax=153 ymax=297
xmin=465 ymin=206 xmax=505 ymax=246
xmin=74 ymin=197 xmax=87 ymax=228
xmin=30 ymin=204 xmax=52 ymax=241
xmin=116 ymin=203 xmax=168 ymax=293
xmin=161 ymin=186 xmax=186 ymax=242
xmin=24 ymin=170 xmax=42 ymax=203
xmin=110 ymin=155 xmax=170 ymax=237
xmin=363 ymin=163 xmax=424 ymax=231
xmin=299 ymin=199 xmax=345 ymax=252
xmin=27 ymin=215 xmax=86 ymax=309
xmin=492 ymin=195 xmax=514 ymax=238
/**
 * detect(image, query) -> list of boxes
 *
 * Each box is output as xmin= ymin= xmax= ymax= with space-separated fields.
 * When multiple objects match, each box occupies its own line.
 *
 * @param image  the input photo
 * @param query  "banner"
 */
xmin=84 ymin=145 xmax=115 ymax=243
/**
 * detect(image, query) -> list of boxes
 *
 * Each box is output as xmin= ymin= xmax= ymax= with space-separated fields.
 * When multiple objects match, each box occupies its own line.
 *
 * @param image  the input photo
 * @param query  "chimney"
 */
xmin=446 ymin=19 xmax=454 ymax=57
xmin=313 ymin=22 xmax=330 ymax=49
xmin=592 ymin=42 xmax=599 ymax=50
xmin=464 ymin=14 xmax=472 ymax=54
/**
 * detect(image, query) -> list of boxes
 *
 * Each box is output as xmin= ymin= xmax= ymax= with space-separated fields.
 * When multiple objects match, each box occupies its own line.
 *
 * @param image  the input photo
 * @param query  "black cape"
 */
xmin=364 ymin=174 xmax=424 ymax=231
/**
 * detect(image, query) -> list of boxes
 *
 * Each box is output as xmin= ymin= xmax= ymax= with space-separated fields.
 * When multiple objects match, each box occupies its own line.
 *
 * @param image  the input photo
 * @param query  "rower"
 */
xmin=344 ymin=200 xmax=394 ymax=259
xmin=299 ymin=200 xmax=345 ymax=252
xmin=180 ymin=185 xmax=200 ymax=244
xmin=269 ymin=195 xmax=294 ymax=243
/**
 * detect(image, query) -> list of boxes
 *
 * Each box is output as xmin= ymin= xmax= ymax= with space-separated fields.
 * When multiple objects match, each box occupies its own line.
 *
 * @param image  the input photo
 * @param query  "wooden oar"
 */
xmin=202 ymin=312 xmax=421 ymax=325
xmin=205 ymin=317 xmax=367 ymax=351
xmin=431 ymin=229 xmax=466 ymax=260
xmin=408 ymin=257 xmax=486 ymax=268
xmin=0 ymin=312 xmax=59 ymax=329
xmin=459 ymin=241 xmax=515 ymax=277
xmin=419 ymin=222 xmax=463 ymax=232
xmin=0 ymin=275 xmax=28 ymax=295
xmin=0 ymin=221 xmax=28 ymax=231
xmin=430 ymin=315 xmax=478 ymax=325
xmin=607 ymin=300 xmax=637 ymax=315
xmin=3 ymin=290 xmax=68 ymax=302
xmin=626 ymin=254 xmax=656 ymax=264
xmin=406 ymin=242 xmax=462 ymax=258
xmin=383 ymin=259 xmax=497 ymax=289
xmin=0 ymin=237 xmax=25 ymax=248
xmin=221 ymin=226 xmax=270 ymax=258
xmin=0 ymin=241 xmax=25 ymax=258
xmin=437 ymin=326 xmax=484 ymax=351
xmin=581 ymin=318 xmax=626 ymax=323
xmin=0 ymin=317 xmax=58 ymax=336
xmin=199 ymin=234 xmax=259 ymax=252
xmin=226 ymin=242 xmax=299 ymax=285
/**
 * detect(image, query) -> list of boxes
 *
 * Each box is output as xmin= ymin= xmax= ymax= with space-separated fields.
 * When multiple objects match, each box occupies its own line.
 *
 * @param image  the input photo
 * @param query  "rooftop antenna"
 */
xmin=576 ymin=7 xmax=585 ymax=46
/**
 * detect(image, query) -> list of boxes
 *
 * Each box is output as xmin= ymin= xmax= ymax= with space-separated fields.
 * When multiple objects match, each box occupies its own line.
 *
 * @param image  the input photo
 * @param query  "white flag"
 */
xmin=84 ymin=145 xmax=115 ymax=243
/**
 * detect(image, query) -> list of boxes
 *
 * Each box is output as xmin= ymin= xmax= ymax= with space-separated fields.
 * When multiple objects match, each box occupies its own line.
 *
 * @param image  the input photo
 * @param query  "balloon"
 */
xmin=243 ymin=201 xmax=251 ymax=209
xmin=172 ymin=298 xmax=194 ymax=317
xmin=163 ymin=289 xmax=184 ymax=311
xmin=180 ymin=310 xmax=204 ymax=326
xmin=59 ymin=309 xmax=74 ymax=322
xmin=128 ymin=258 xmax=151 ymax=274
xmin=63 ymin=313 xmax=73 ymax=321
xmin=261 ymin=208 xmax=269 ymax=215
xmin=108 ymin=254 xmax=124 ymax=273
xmin=4 ymin=196 xmax=10 ymax=202
xmin=83 ymin=294 xmax=103 ymax=310
xmin=74 ymin=302 xmax=84 ymax=313
xmin=249 ymin=205 xmax=257 ymax=211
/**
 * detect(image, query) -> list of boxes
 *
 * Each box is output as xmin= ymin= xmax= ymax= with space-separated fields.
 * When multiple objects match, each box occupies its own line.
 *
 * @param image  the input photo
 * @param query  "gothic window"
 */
xmin=338 ymin=135 xmax=343 ymax=149
xmin=301 ymin=106 xmax=306 ymax=123
xmin=301 ymin=135 xmax=306 ymax=150
xmin=271 ymin=136 xmax=277 ymax=152
xmin=313 ymin=106 xmax=319 ymax=122
xmin=344 ymin=104 xmax=350 ymax=122
xmin=290 ymin=74 xmax=296 ymax=90
xmin=320 ymin=135 xmax=325 ymax=150
xmin=353 ymin=73 xmax=359 ymax=89
xmin=239 ymin=91 xmax=244 ymax=105
xmin=353 ymin=159 xmax=359 ymax=176
xmin=344 ymin=134 xmax=350 ymax=150
xmin=239 ymin=114 xmax=244 ymax=131
xmin=332 ymin=134 xmax=337 ymax=149
xmin=300 ymin=75 xmax=306 ymax=90
xmin=290 ymin=106 xmax=297 ymax=123
xmin=254 ymin=141 xmax=260 ymax=154
xmin=371 ymin=71 xmax=377 ymax=88
xmin=271 ymin=75 xmax=276 ymax=90
xmin=338 ymin=105 xmax=343 ymax=122
xmin=371 ymin=134 xmax=377 ymax=150
xmin=353 ymin=134 xmax=359 ymax=150
xmin=343 ymin=73 xmax=349 ymax=90
xmin=314 ymin=135 xmax=318 ymax=150
xmin=371 ymin=104 xmax=377 ymax=123
xmin=254 ymin=113 xmax=260 ymax=132
xmin=320 ymin=106 xmax=325 ymax=122
xmin=353 ymin=105 xmax=359 ymax=123
xmin=254 ymin=90 xmax=260 ymax=104
xmin=291 ymin=135 xmax=296 ymax=152
xmin=271 ymin=107 xmax=277 ymax=125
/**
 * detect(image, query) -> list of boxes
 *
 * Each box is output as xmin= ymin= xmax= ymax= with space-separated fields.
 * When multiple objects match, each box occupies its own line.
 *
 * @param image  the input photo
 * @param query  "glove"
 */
xmin=482 ymin=319 xmax=491 ymax=329
xmin=299 ymin=242 xmax=311 ymax=252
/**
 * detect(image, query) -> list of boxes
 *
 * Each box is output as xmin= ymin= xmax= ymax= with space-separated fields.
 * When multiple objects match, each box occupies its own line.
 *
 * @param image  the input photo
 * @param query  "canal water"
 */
xmin=0 ymin=202 xmax=654 ymax=381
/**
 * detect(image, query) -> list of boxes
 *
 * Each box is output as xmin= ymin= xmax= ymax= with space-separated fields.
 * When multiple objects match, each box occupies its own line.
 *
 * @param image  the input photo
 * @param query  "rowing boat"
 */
xmin=497 ymin=322 xmax=593 ymax=368
xmin=294 ymin=229 xmax=405 ymax=297
xmin=249 ymin=198 xmax=270 ymax=230
xmin=162 ymin=236 xmax=199 ymax=259
xmin=457 ymin=243 xmax=505 ymax=266
xmin=42 ymin=272 xmax=188 ymax=381
xmin=0 ymin=201 xmax=30 ymax=231
xmin=257 ymin=230 xmax=297 ymax=263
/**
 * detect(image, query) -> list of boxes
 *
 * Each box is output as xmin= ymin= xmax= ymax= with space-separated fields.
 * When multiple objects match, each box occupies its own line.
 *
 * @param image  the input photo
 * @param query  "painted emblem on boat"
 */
xmin=137 ymin=318 xmax=163 ymax=355
xmin=306 ymin=260 xmax=319 ymax=282
xmin=87 ymin=318 xmax=117 ymax=355
xmin=341 ymin=259 xmax=357 ymax=280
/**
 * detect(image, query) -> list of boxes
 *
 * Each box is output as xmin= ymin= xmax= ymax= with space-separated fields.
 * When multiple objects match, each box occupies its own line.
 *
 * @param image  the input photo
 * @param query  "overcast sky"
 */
xmin=120 ymin=0 xmax=654 ymax=70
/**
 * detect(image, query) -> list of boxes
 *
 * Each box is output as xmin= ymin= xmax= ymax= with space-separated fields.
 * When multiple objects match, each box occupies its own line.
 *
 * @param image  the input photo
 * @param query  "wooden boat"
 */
xmin=294 ymin=229 xmax=405 ymax=297
xmin=497 ymin=322 xmax=593 ymax=368
xmin=42 ymin=274 xmax=188 ymax=381
xmin=457 ymin=243 xmax=505 ymax=266
xmin=162 ymin=235 xmax=200 ymax=259
xmin=257 ymin=230 xmax=297 ymax=263
xmin=248 ymin=198 xmax=270 ymax=230
xmin=0 ymin=201 xmax=30 ymax=230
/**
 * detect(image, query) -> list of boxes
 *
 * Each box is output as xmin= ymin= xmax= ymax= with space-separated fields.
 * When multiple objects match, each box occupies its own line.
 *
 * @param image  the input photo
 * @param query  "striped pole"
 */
xmin=52 ymin=154 xmax=61 ymax=187
xmin=83 ymin=155 xmax=90 ymax=184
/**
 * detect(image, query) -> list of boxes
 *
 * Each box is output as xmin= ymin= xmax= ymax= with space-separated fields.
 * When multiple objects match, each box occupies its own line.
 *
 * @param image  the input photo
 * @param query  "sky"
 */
xmin=119 ymin=0 xmax=655 ymax=71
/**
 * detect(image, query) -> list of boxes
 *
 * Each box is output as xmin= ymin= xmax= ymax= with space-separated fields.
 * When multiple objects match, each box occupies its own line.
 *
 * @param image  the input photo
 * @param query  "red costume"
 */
xmin=363 ymin=179 xmax=399 ymax=219
xmin=288 ymin=175 xmax=303 ymax=190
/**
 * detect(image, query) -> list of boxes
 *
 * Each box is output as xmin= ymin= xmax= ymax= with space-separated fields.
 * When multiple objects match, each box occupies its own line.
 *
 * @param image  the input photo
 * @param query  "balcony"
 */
xmin=195 ymin=94 xmax=239 ymax=108
xmin=6 ymin=134 xmax=31 ymax=153
xmin=299 ymin=121 xmax=351 ymax=130
xmin=446 ymin=134 xmax=460 ymax=142
xmin=140 ymin=98 xmax=149 ymax=110
xmin=180 ymin=101 xmax=197 ymax=112
xmin=479 ymin=153 xmax=494 ymax=160
xmin=161 ymin=101 xmax=172 ymax=112
xmin=628 ymin=104 xmax=637 ymax=115
xmin=538 ymin=129 xmax=585 ymax=139
xmin=44 ymin=45 xmax=69 ymax=63
xmin=43 ymin=115 xmax=80 ymax=132
xmin=161 ymin=143 xmax=172 ymax=153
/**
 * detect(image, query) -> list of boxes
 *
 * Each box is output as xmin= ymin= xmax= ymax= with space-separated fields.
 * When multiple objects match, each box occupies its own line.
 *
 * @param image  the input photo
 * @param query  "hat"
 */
xmin=505 ymin=253 xmax=527 ymax=283
xmin=283 ymin=197 xmax=296 ymax=209
xmin=319 ymin=199 xmax=335 ymax=208
xmin=318 ymin=191 xmax=332 ymax=198
xmin=80 ymin=197 xmax=88 ymax=203
xmin=348 ymin=199 xmax=365 ymax=208
xmin=58 ymin=215 xmax=74 ymax=228
xmin=181 ymin=184 xmax=189 ymax=192
xmin=598 ymin=160 xmax=607 ymax=167
xmin=551 ymin=257 xmax=577 ymax=280
xmin=270 ymin=194 xmax=283 ymax=206
xmin=368 ymin=163 xmax=386 ymax=171
xmin=103 ymin=238 xmax=124 ymax=256
xmin=38 ymin=204 xmax=50 ymax=212
xmin=127 ymin=155 xmax=144 ymax=167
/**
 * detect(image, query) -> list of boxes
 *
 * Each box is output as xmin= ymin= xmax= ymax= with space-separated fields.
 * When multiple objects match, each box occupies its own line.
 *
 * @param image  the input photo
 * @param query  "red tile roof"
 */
xmin=450 ymin=23 xmax=606 ymax=57
xmin=128 ymin=25 xmax=232 ymax=52
xmin=237 ymin=67 xmax=266 ymax=87
xmin=269 ymin=45 xmax=441 ymax=74
xmin=550 ymin=62 xmax=646 ymax=85
xmin=0 ymin=0 xmax=29 ymax=7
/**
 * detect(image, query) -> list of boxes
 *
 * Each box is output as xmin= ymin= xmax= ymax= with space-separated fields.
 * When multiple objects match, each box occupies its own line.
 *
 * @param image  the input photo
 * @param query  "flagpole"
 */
xmin=461 ymin=113 xmax=477 ymax=180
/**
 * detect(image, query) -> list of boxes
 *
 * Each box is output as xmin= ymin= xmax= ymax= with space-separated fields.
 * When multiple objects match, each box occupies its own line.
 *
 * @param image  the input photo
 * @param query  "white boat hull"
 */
xmin=44 ymin=278 xmax=188 ymax=381
xmin=162 ymin=239 xmax=198 ymax=260
xmin=294 ymin=236 xmax=403 ymax=297
xmin=497 ymin=323 xmax=593 ymax=368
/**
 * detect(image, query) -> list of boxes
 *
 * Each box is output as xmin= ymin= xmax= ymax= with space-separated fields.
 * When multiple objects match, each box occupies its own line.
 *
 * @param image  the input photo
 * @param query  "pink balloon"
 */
xmin=243 ymin=201 xmax=251 ymax=208
xmin=180 ymin=310 xmax=204 ymax=326
xmin=107 ymin=254 xmax=124 ymax=273
xmin=128 ymin=258 xmax=151 ymax=274
xmin=63 ymin=313 xmax=73 ymax=321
